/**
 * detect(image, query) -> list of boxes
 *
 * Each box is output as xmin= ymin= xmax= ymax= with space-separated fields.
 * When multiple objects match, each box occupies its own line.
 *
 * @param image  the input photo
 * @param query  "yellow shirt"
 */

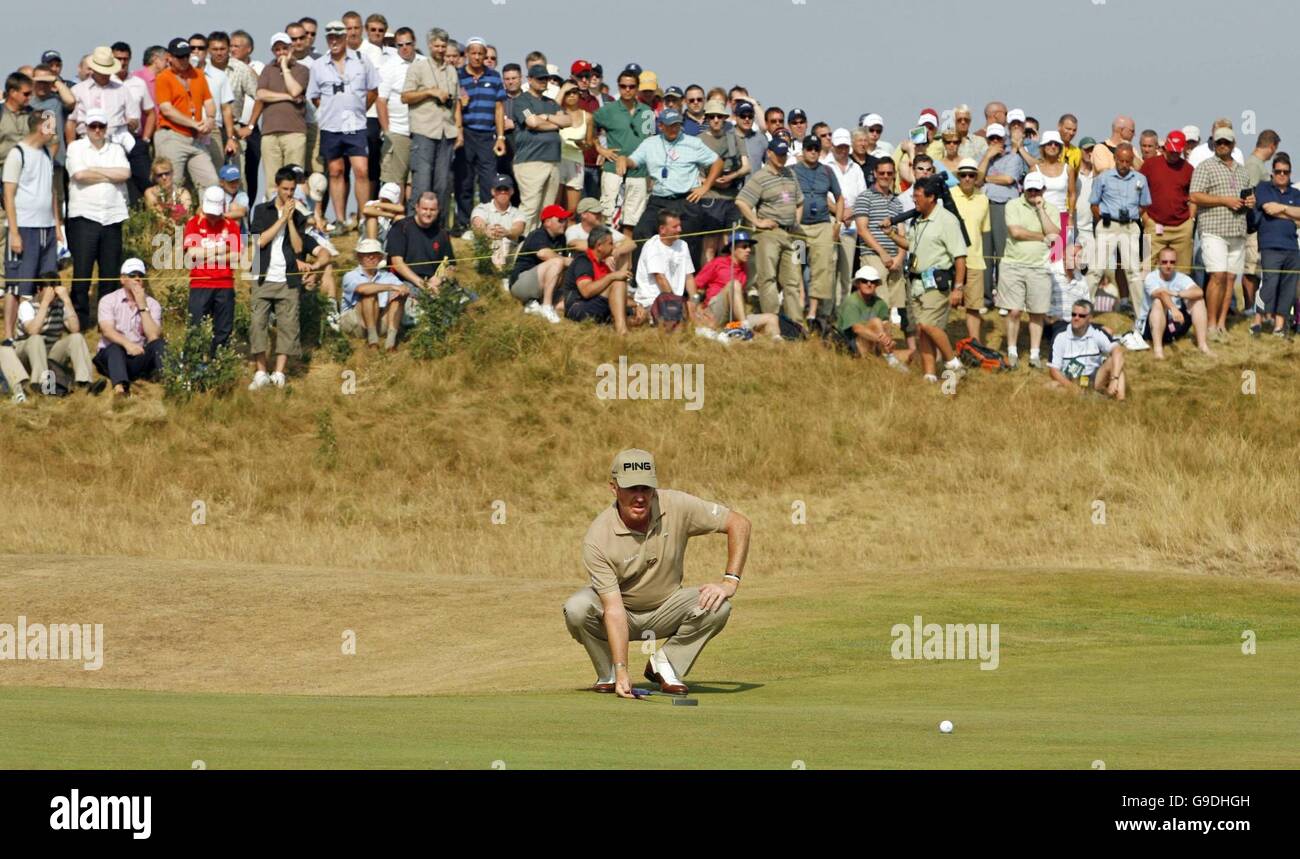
xmin=952 ymin=188 xmax=991 ymax=270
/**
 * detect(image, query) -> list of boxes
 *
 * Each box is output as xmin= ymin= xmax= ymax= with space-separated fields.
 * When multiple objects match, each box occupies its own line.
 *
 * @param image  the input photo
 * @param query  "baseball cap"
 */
xmin=355 ymin=238 xmax=385 ymax=256
xmin=570 ymin=59 xmax=593 ymax=76
xmin=831 ymin=127 xmax=852 ymax=147
xmin=306 ymin=172 xmax=328 ymax=201
xmin=1078 ymin=136 xmax=1097 ymax=150
xmin=1023 ymin=172 xmax=1046 ymax=191
xmin=917 ymin=109 xmax=939 ymax=127
xmin=1007 ymin=108 xmax=1026 ymax=124
xmin=610 ymin=448 xmax=658 ymax=488
xmin=1182 ymin=125 xmax=1201 ymax=142
xmin=545 ymin=64 xmax=562 ymax=82
xmin=41 ymin=50 xmax=62 ymax=64
xmin=860 ymin=112 xmax=884 ymax=129
xmin=1040 ymin=130 xmax=1063 ymax=146
xmin=324 ymin=21 xmax=346 ymax=36
xmin=703 ymin=98 xmax=728 ymax=117
xmin=465 ymin=36 xmax=487 ymax=47
xmin=591 ymin=64 xmax=604 ymax=76
xmin=84 ymin=108 xmax=108 ymax=126
xmin=726 ymin=229 xmax=752 ymax=246
xmin=659 ymin=108 xmax=683 ymax=126
xmin=853 ymin=265 xmax=882 ymax=282
xmin=1213 ymin=127 xmax=1235 ymax=143
xmin=218 ymin=163 xmax=241 ymax=182
xmin=270 ymin=32 xmax=292 ymax=48
xmin=664 ymin=86 xmax=684 ymax=100
xmin=986 ymin=123 xmax=1007 ymax=139
xmin=802 ymin=133 xmax=821 ymax=152
xmin=767 ymin=138 xmax=789 ymax=157
xmin=734 ymin=101 xmax=755 ymax=118
xmin=492 ymin=174 xmax=514 ymax=190
xmin=528 ymin=64 xmax=549 ymax=80
xmin=1163 ymin=130 xmax=1187 ymax=153
xmin=788 ymin=108 xmax=807 ymax=123
xmin=576 ymin=197 xmax=602 ymax=215
xmin=201 ymin=185 xmax=226 ymax=215
xmin=623 ymin=63 xmax=643 ymax=77
xmin=957 ymin=157 xmax=980 ymax=173
xmin=166 ymin=37 xmax=192 ymax=57
xmin=120 ymin=257 xmax=147 ymax=276
xmin=378 ymin=182 xmax=402 ymax=203
xmin=32 ymin=68 xmax=57 ymax=83
xmin=540 ymin=204 xmax=571 ymax=222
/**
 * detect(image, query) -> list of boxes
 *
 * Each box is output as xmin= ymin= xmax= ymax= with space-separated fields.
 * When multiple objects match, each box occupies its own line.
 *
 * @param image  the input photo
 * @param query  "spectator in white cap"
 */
xmin=859 ymin=113 xmax=891 ymax=158
xmin=183 ymin=185 xmax=243 ymax=355
xmin=825 ymin=127 xmax=866 ymax=308
xmin=836 ymin=264 xmax=906 ymax=368
xmin=362 ymin=180 xmax=406 ymax=244
xmin=340 ymin=236 xmax=411 ymax=350
xmin=999 ymin=170 xmax=1061 ymax=368
xmin=1034 ymin=130 xmax=1071 ymax=259
xmin=65 ymin=106 xmax=131 ymax=328
xmin=1005 ymin=108 xmax=1038 ymax=164
xmin=977 ymin=122 xmax=1030 ymax=307
xmin=951 ymin=157 xmax=991 ymax=341
xmin=93 ymin=258 xmax=165 ymax=398
xmin=251 ymin=31 xmax=310 ymax=201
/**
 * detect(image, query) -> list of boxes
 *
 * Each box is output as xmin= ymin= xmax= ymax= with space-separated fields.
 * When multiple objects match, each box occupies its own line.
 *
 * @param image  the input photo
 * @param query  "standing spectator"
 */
xmin=402 ymin=27 xmax=461 ymax=221
xmin=978 ymin=123 xmax=1029 ymax=306
xmin=356 ymin=13 xmax=394 ymax=188
xmin=207 ymin=32 xmax=257 ymax=192
xmin=593 ymin=68 xmax=655 ymax=240
xmin=1139 ymin=130 xmax=1196 ymax=273
xmin=29 ymin=66 xmax=74 ymax=198
xmin=287 ymin=22 xmax=322 ymax=175
xmin=3 ymin=111 xmax=61 ymax=345
xmin=187 ymin=35 xmax=239 ymax=178
xmin=108 ymin=44 xmax=157 ymax=204
xmin=508 ymin=204 xmax=571 ymax=322
xmin=308 ymin=20 xmax=379 ymax=233
xmin=1035 ymin=131 xmax=1071 ymax=261
xmin=555 ymin=81 xmax=596 ymax=215
xmin=735 ymin=101 xmax=768 ymax=193
xmin=65 ymin=108 xmax=129 ymax=328
xmin=951 ymin=158 xmax=991 ymax=342
xmin=1090 ymin=143 xmax=1151 ymax=341
xmin=1187 ymin=118 xmax=1244 ymax=168
xmin=252 ymin=33 xmax=309 ymax=201
xmin=94 ymin=259 xmax=165 ymax=398
xmin=1090 ymin=116 xmax=1138 ymax=173
xmin=927 ymin=104 xmax=984 ymax=162
xmin=130 ymin=46 xmax=168 ymax=106
xmin=792 ymin=134 xmax=843 ymax=329
xmin=144 ymin=157 xmax=192 ymax=223
xmin=696 ymin=98 xmax=750 ymax=264
xmin=1144 ymin=247 xmax=1213 ymax=358
xmin=183 ymin=186 xmax=242 ymax=355
xmin=509 ymin=64 xmax=571 ymax=233
xmin=735 ymin=138 xmax=803 ymax=325
xmin=247 ymin=166 xmax=326 ymax=387
xmin=853 ymin=159 xmax=906 ymax=336
xmin=68 ymin=47 xmax=140 ymax=159
xmin=1251 ymin=153 xmax=1300 ymax=338
xmin=153 ymin=38 xmax=219 ymax=192
xmin=376 ymin=28 xmax=417 ymax=209
xmin=1189 ymin=127 xmax=1251 ymax=339
xmin=1241 ymin=130 xmax=1280 ymax=320
xmin=999 ymin=172 xmax=1061 ymax=369
xmin=229 ymin=31 xmax=264 ymax=202
xmin=1072 ymin=137 xmax=1100 ymax=290
xmin=825 ymin=128 xmax=866 ymax=309
xmin=455 ymin=39 xmax=507 ymax=229
xmin=1 ymin=282 xmax=100 ymax=398
xmin=571 ymin=60 xmax=603 ymax=197
xmin=1138 ymin=129 xmax=1161 ymax=165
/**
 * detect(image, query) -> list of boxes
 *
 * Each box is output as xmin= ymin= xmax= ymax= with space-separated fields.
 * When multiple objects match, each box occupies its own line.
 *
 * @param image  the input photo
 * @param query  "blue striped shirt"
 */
xmin=457 ymin=67 xmax=506 ymax=133
xmin=1089 ymin=168 xmax=1151 ymax=220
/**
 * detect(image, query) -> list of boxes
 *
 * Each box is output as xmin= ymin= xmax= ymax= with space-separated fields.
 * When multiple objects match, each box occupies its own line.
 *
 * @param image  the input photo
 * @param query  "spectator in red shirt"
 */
xmin=183 ymin=185 xmax=243 ymax=354
xmin=692 ymin=231 xmax=780 ymax=341
xmin=1140 ymin=130 xmax=1196 ymax=273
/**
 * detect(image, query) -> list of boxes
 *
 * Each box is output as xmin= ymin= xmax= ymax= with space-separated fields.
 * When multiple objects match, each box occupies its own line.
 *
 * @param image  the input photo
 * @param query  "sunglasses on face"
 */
xmin=618 ymin=83 xmax=637 ymax=90
xmin=1071 ymin=312 xmax=1090 ymax=318
xmin=396 ymin=41 xmax=414 ymax=48
xmin=1274 ymin=169 xmax=1291 ymax=175
xmin=154 ymin=171 xmax=171 ymax=178
xmin=868 ymin=126 xmax=882 ymax=133
xmin=959 ymin=172 xmax=977 ymax=179
xmin=88 ymin=122 xmax=107 ymax=130
xmin=368 ymin=26 xmax=385 ymax=33
xmin=686 ymin=97 xmax=703 ymax=103
xmin=18 ymin=89 xmax=32 ymax=97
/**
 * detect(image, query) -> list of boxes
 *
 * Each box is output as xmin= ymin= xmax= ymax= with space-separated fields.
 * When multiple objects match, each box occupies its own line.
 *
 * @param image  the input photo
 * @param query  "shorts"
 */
xmin=509 ymin=266 xmax=543 ymax=304
xmin=566 ymin=294 xmax=611 ymax=323
xmin=320 ymin=130 xmax=368 ymax=163
xmin=600 ymin=172 xmax=648 ymax=229
xmin=698 ymin=197 xmax=740 ymax=232
xmin=1201 ymin=234 xmax=1245 ymax=276
xmin=559 ymin=159 xmax=584 ymax=191
xmin=380 ymin=133 xmax=411 ymax=185
xmin=1153 ymin=305 xmax=1193 ymax=344
xmin=338 ymin=306 xmax=389 ymax=338
xmin=997 ymin=264 xmax=1052 ymax=314
xmin=907 ymin=284 xmax=950 ymax=331
xmin=962 ymin=268 xmax=985 ymax=310
xmin=3 ymin=227 xmax=59 ymax=297
xmin=706 ymin=287 xmax=736 ymax=325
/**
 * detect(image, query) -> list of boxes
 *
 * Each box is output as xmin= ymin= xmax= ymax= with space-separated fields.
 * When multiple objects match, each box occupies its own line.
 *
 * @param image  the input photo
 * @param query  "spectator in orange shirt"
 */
xmin=152 ymin=38 xmax=219 ymax=192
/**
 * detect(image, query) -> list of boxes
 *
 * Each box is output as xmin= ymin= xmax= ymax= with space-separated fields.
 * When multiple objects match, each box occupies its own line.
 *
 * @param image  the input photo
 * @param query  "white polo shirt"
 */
xmin=66 ymin=137 xmax=130 ymax=225
xmin=1143 ymin=270 xmax=1196 ymax=308
xmin=377 ymin=54 xmax=413 ymax=137
xmin=633 ymin=236 xmax=694 ymax=307
xmin=1049 ymin=325 xmax=1115 ymax=377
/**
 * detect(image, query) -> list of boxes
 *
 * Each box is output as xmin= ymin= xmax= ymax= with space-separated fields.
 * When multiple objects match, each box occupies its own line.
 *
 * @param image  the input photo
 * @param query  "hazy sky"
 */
xmin=7 ymin=0 xmax=1294 ymax=150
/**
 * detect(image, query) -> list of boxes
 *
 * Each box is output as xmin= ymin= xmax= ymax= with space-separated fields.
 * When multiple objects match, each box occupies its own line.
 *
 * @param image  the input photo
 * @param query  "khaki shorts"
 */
xmin=706 ymin=287 xmax=735 ymax=325
xmin=908 ymin=285 xmax=951 ymax=331
xmin=1201 ymin=234 xmax=1245 ymax=276
xmin=963 ymin=268 xmax=985 ymax=309
xmin=339 ymin=306 xmax=389 ymax=338
xmin=600 ymin=171 xmax=648 ymax=229
xmin=559 ymin=158 xmax=584 ymax=191
xmin=997 ymin=264 xmax=1052 ymax=314
xmin=380 ymin=133 xmax=411 ymax=185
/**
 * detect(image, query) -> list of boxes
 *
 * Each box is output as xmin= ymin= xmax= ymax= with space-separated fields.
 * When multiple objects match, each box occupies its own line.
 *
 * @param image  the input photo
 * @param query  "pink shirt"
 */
xmin=131 ymin=67 xmax=157 ymax=104
xmin=97 ymin=288 xmax=162 ymax=351
xmin=70 ymin=78 xmax=140 ymax=136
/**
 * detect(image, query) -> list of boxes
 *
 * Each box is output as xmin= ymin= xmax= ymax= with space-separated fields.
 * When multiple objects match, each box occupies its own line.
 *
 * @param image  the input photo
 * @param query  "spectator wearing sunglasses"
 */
xmin=593 ymin=69 xmax=655 ymax=239
xmin=681 ymin=85 xmax=708 ymax=136
xmin=253 ymin=32 xmax=310 ymax=201
xmin=1048 ymin=300 xmax=1127 ymax=401
xmin=1251 ymin=153 xmax=1300 ymax=339
xmin=65 ymin=108 xmax=130 ymax=328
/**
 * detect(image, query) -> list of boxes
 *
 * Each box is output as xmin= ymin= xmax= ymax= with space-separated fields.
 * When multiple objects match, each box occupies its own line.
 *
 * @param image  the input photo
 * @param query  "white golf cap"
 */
xmin=957 ymin=157 xmax=980 ymax=172
xmin=1213 ymin=126 xmax=1235 ymax=143
xmin=1023 ymin=171 xmax=1046 ymax=191
xmin=378 ymin=182 xmax=402 ymax=203
xmin=853 ymin=265 xmax=882 ymax=282
xmin=860 ymin=112 xmax=884 ymax=128
xmin=307 ymin=172 xmax=328 ymax=202
xmin=201 ymin=185 xmax=225 ymax=215
xmin=120 ymin=257 xmax=147 ymax=276
xmin=1040 ymin=130 xmax=1063 ymax=146
xmin=917 ymin=110 xmax=939 ymax=127
xmin=1182 ymin=124 xmax=1201 ymax=141
xmin=465 ymin=36 xmax=487 ymax=47
xmin=1007 ymin=108 xmax=1026 ymax=124
xmin=831 ymin=127 xmax=851 ymax=147
xmin=986 ymin=123 xmax=1007 ymax=138
xmin=355 ymin=238 xmax=385 ymax=256
xmin=84 ymin=108 xmax=108 ymax=126
xmin=270 ymin=31 xmax=292 ymax=48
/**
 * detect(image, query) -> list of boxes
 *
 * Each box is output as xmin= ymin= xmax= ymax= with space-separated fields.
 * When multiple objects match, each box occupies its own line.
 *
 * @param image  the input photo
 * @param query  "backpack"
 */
xmin=954 ymin=337 xmax=1009 ymax=372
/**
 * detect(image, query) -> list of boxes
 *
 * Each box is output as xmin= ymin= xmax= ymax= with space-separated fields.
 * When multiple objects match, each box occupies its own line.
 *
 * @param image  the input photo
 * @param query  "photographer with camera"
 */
xmin=1089 ymin=143 xmax=1150 ymax=344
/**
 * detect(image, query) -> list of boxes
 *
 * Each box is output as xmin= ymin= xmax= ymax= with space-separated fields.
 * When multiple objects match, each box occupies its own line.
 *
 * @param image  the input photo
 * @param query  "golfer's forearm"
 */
xmin=724 ymin=512 xmax=751 ymax=575
xmin=602 ymin=609 xmax=629 ymax=669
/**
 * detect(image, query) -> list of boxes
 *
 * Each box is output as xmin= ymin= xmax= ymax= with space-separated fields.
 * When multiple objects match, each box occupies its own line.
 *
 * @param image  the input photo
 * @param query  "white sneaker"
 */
xmin=248 ymin=371 xmax=270 ymax=391
xmin=695 ymin=327 xmax=719 ymax=341
xmin=460 ymin=230 xmax=475 ymax=242
xmin=1121 ymin=331 xmax=1149 ymax=351
xmin=270 ymin=372 xmax=286 ymax=388
xmin=523 ymin=300 xmax=543 ymax=317
xmin=539 ymin=303 xmax=561 ymax=324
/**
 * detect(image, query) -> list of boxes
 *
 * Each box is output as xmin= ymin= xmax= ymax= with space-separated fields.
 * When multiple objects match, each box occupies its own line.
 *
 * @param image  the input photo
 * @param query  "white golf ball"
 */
xmin=939 ymin=720 xmax=954 ymax=734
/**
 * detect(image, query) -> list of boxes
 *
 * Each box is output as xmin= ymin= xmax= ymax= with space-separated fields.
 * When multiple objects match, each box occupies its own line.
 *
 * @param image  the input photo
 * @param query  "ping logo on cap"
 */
xmin=625 ymin=462 xmax=652 ymax=471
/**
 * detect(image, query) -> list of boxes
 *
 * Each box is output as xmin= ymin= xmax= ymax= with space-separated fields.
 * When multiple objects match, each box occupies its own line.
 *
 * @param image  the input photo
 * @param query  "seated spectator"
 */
xmin=94 ymin=258 xmax=165 ymax=398
xmin=340 ymin=237 xmax=412 ymax=351
xmin=0 ymin=283 xmax=103 ymax=400
xmin=693 ymin=230 xmax=755 ymax=333
xmin=144 ymin=157 xmax=193 ymax=224
xmin=386 ymin=192 xmax=455 ymax=301
xmin=1048 ymin=299 xmax=1127 ymax=400
xmin=565 ymin=196 xmax=630 ymax=269
xmin=560 ymin=226 xmax=634 ymax=334
xmin=835 ymin=266 xmax=907 ymax=369
xmin=470 ymin=175 xmax=525 ymax=269
xmin=216 ymin=163 xmax=250 ymax=228
xmin=248 ymin=166 xmax=329 ymax=388
xmin=362 ymin=181 xmax=405 ymax=244
xmin=509 ymin=204 xmax=571 ymax=323
xmin=632 ymin=209 xmax=696 ymax=333
xmin=1144 ymin=247 xmax=1213 ymax=359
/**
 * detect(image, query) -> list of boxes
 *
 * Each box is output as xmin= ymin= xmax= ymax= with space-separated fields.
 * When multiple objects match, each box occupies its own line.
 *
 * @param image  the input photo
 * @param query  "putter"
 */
xmin=632 ymin=688 xmax=698 ymax=706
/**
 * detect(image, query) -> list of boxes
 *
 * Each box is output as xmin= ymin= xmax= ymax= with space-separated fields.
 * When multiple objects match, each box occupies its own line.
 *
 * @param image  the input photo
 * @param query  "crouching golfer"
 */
xmin=564 ymin=449 xmax=751 ymax=699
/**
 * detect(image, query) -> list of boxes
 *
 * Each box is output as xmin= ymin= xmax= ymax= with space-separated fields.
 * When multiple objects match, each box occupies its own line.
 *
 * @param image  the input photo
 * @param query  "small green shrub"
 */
xmin=161 ymin=317 xmax=243 ymax=400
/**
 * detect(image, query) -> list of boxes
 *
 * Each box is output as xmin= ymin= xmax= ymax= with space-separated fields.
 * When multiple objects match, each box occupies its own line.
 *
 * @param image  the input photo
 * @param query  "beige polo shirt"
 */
xmin=402 ymin=56 xmax=459 ymax=140
xmin=582 ymin=489 xmax=731 ymax=612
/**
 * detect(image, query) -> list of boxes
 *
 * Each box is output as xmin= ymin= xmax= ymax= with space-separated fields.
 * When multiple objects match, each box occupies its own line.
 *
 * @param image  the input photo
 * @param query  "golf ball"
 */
xmin=939 ymin=720 xmax=954 ymax=734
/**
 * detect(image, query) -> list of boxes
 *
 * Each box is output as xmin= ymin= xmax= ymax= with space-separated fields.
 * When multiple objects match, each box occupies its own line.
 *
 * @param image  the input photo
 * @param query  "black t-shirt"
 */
xmin=385 ymin=217 xmax=453 ymax=282
xmin=511 ymin=227 xmax=567 ymax=281
xmin=562 ymin=252 xmax=605 ymax=308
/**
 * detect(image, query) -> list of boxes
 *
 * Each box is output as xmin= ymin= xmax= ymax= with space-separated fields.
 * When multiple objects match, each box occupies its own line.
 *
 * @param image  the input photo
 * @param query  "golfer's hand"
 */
xmin=615 ymin=668 xmax=637 ymax=699
xmin=697 ymin=582 xmax=734 ymax=612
